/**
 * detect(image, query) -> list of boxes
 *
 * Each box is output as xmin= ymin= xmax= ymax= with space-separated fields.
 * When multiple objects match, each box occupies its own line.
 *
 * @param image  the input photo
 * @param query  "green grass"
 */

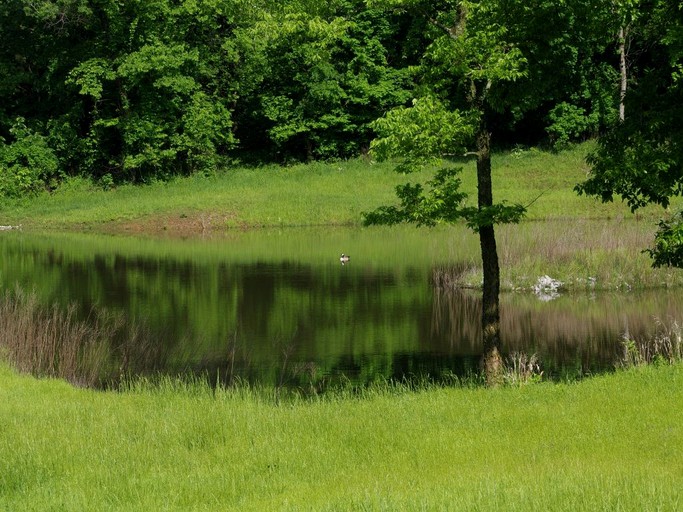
xmin=1 ymin=142 xmax=674 ymax=231
xmin=1 ymin=361 xmax=682 ymax=510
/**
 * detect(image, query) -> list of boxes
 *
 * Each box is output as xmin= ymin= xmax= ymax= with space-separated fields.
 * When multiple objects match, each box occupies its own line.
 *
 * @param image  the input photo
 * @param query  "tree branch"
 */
xmin=427 ymin=3 xmax=467 ymax=41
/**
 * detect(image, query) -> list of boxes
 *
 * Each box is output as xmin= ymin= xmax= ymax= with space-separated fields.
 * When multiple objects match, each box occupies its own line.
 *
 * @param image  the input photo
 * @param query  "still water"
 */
xmin=1 ymin=227 xmax=680 ymax=387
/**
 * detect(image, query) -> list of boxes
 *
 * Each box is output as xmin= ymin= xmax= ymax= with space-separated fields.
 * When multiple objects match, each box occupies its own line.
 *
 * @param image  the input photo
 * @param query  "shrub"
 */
xmin=546 ymin=102 xmax=598 ymax=149
xmin=0 ymin=118 xmax=61 ymax=198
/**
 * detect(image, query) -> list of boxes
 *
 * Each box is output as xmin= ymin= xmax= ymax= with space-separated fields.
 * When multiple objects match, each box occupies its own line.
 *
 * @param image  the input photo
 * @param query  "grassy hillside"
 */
xmin=1 ymin=142 xmax=670 ymax=233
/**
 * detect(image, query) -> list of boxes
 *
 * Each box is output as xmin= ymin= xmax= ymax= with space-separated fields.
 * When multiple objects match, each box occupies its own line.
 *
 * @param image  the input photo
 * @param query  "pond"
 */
xmin=0 ymin=225 xmax=680 ymax=389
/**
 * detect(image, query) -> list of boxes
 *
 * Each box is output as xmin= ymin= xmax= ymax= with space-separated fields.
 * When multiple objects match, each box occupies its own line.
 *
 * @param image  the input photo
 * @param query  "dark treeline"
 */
xmin=0 ymin=0 xmax=674 ymax=195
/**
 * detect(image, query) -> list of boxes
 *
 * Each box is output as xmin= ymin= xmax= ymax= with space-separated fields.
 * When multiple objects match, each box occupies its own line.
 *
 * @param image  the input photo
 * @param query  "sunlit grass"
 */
xmin=2 ymin=141 xmax=674 ymax=231
xmin=1 ymin=361 xmax=682 ymax=510
xmin=0 ymin=158 xmax=407 ymax=229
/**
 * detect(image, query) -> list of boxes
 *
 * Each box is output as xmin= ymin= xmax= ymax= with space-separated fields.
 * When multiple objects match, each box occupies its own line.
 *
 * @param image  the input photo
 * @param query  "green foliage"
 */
xmin=362 ymin=167 xmax=468 ymax=226
xmin=0 ymin=119 xmax=60 ymax=198
xmin=369 ymin=96 xmax=474 ymax=173
xmin=364 ymin=1 xmax=531 ymax=234
xmin=458 ymin=202 xmax=526 ymax=232
xmin=65 ymin=3 xmax=239 ymax=181
xmin=243 ymin=1 xmax=412 ymax=160
xmin=647 ymin=213 xmax=683 ymax=268
xmin=577 ymin=0 xmax=683 ymax=267
xmin=66 ymin=59 xmax=115 ymax=101
xmin=0 ymin=0 xmax=246 ymax=185
xmin=546 ymin=102 xmax=599 ymax=149
xmin=363 ymin=95 xmax=477 ymax=229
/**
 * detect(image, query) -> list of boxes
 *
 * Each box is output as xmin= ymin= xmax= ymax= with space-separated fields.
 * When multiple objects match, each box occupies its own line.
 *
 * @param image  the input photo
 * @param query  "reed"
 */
xmin=0 ymin=288 xmax=112 ymax=386
xmin=503 ymin=352 xmax=544 ymax=385
xmin=464 ymin=218 xmax=683 ymax=291
xmin=621 ymin=319 xmax=683 ymax=367
xmin=0 ymin=288 xmax=167 ymax=388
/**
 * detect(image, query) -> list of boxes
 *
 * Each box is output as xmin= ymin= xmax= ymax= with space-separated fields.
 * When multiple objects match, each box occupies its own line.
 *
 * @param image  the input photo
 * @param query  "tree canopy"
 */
xmin=577 ymin=0 xmax=683 ymax=267
xmin=2 ymin=0 xmax=627 ymax=188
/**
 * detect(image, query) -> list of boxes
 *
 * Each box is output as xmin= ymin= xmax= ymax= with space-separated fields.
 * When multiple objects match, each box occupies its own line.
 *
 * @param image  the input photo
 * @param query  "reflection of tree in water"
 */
xmin=432 ymin=290 xmax=482 ymax=353
xmin=430 ymin=264 xmax=682 ymax=377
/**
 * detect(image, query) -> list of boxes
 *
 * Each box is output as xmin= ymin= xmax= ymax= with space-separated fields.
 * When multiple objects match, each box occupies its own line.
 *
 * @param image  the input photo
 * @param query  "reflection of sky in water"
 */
xmin=1 ymin=229 xmax=681 ymax=385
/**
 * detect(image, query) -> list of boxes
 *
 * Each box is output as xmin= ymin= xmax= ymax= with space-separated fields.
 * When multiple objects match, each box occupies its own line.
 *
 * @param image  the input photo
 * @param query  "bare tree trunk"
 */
xmin=618 ymin=25 xmax=627 ymax=122
xmin=475 ymin=128 xmax=503 ymax=384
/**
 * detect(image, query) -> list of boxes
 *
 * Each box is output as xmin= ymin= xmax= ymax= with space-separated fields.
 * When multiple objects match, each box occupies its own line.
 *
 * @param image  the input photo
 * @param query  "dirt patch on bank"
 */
xmin=103 ymin=212 xmax=243 ymax=237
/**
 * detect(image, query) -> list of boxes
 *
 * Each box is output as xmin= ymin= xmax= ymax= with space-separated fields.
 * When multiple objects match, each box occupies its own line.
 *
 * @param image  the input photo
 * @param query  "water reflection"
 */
xmin=0 ymin=230 xmax=680 ymax=388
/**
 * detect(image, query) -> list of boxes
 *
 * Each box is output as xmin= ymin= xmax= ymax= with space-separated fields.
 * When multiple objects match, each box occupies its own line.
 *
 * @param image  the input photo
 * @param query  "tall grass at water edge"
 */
xmin=0 ymin=288 xmax=112 ymax=387
xmin=497 ymin=218 xmax=683 ymax=291
xmin=620 ymin=319 xmax=683 ymax=368
xmin=2 ymin=281 xmax=681 ymax=391
xmin=432 ymin=217 xmax=683 ymax=291
xmin=1 ymin=360 xmax=682 ymax=510
xmin=0 ymin=288 xmax=165 ymax=388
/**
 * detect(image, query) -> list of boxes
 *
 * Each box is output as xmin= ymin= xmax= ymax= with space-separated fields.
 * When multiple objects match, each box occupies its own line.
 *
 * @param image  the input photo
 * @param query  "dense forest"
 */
xmin=0 ymin=0 xmax=674 ymax=184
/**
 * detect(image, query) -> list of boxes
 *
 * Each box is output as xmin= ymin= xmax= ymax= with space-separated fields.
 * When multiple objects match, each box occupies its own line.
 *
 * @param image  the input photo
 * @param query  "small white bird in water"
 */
xmin=340 ymin=253 xmax=350 ymax=265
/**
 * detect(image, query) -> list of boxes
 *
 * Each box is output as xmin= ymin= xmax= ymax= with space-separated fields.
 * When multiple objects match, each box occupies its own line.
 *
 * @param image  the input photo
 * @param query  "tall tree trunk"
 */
xmin=618 ymin=25 xmax=627 ymax=122
xmin=476 ymin=127 xmax=503 ymax=384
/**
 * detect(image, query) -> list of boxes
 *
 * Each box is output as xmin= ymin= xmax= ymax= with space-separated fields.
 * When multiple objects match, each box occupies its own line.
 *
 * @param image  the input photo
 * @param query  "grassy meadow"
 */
xmin=0 ymin=142 xmax=668 ymax=231
xmin=1 ymin=361 xmax=682 ymax=511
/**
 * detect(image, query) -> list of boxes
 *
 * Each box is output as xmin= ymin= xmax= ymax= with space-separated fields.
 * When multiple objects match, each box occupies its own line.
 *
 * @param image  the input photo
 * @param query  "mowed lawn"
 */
xmin=1 ymin=362 xmax=682 ymax=511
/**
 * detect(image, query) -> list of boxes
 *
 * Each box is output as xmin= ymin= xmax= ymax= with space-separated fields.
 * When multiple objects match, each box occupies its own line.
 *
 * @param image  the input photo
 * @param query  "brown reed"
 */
xmin=0 ymin=288 xmax=118 ymax=387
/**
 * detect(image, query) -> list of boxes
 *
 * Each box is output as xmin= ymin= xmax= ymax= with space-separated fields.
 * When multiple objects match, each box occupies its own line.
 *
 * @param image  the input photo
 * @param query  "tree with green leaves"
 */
xmin=363 ymin=0 xmax=529 ymax=383
xmin=0 ymin=0 xmax=265 ymax=186
xmin=0 ymin=0 xmax=92 ymax=189
xmin=577 ymin=0 xmax=683 ymax=268
xmin=64 ymin=0 xmax=243 ymax=182
xmin=235 ymin=0 xmax=412 ymax=161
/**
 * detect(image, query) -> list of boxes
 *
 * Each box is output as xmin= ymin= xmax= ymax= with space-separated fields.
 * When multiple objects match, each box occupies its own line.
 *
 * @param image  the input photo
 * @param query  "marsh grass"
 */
xmin=0 ymin=288 xmax=114 ymax=386
xmin=503 ymin=352 xmax=544 ymax=385
xmin=0 ymin=288 xmax=166 ymax=388
xmin=621 ymin=319 xmax=683 ymax=367
xmin=480 ymin=218 xmax=682 ymax=291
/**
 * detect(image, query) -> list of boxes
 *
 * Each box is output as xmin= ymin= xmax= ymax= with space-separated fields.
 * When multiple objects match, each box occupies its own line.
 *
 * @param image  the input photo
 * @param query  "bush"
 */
xmin=546 ymin=102 xmax=598 ymax=149
xmin=0 ymin=118 xmax=61 ymax=198
xmin=648 ymin=212 xmax=683 ymax=268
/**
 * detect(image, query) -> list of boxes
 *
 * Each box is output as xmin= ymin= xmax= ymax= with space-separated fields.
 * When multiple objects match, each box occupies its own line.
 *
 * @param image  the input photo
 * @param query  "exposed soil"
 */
xmin=101 ymin=212 xmax=243 ymax=237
